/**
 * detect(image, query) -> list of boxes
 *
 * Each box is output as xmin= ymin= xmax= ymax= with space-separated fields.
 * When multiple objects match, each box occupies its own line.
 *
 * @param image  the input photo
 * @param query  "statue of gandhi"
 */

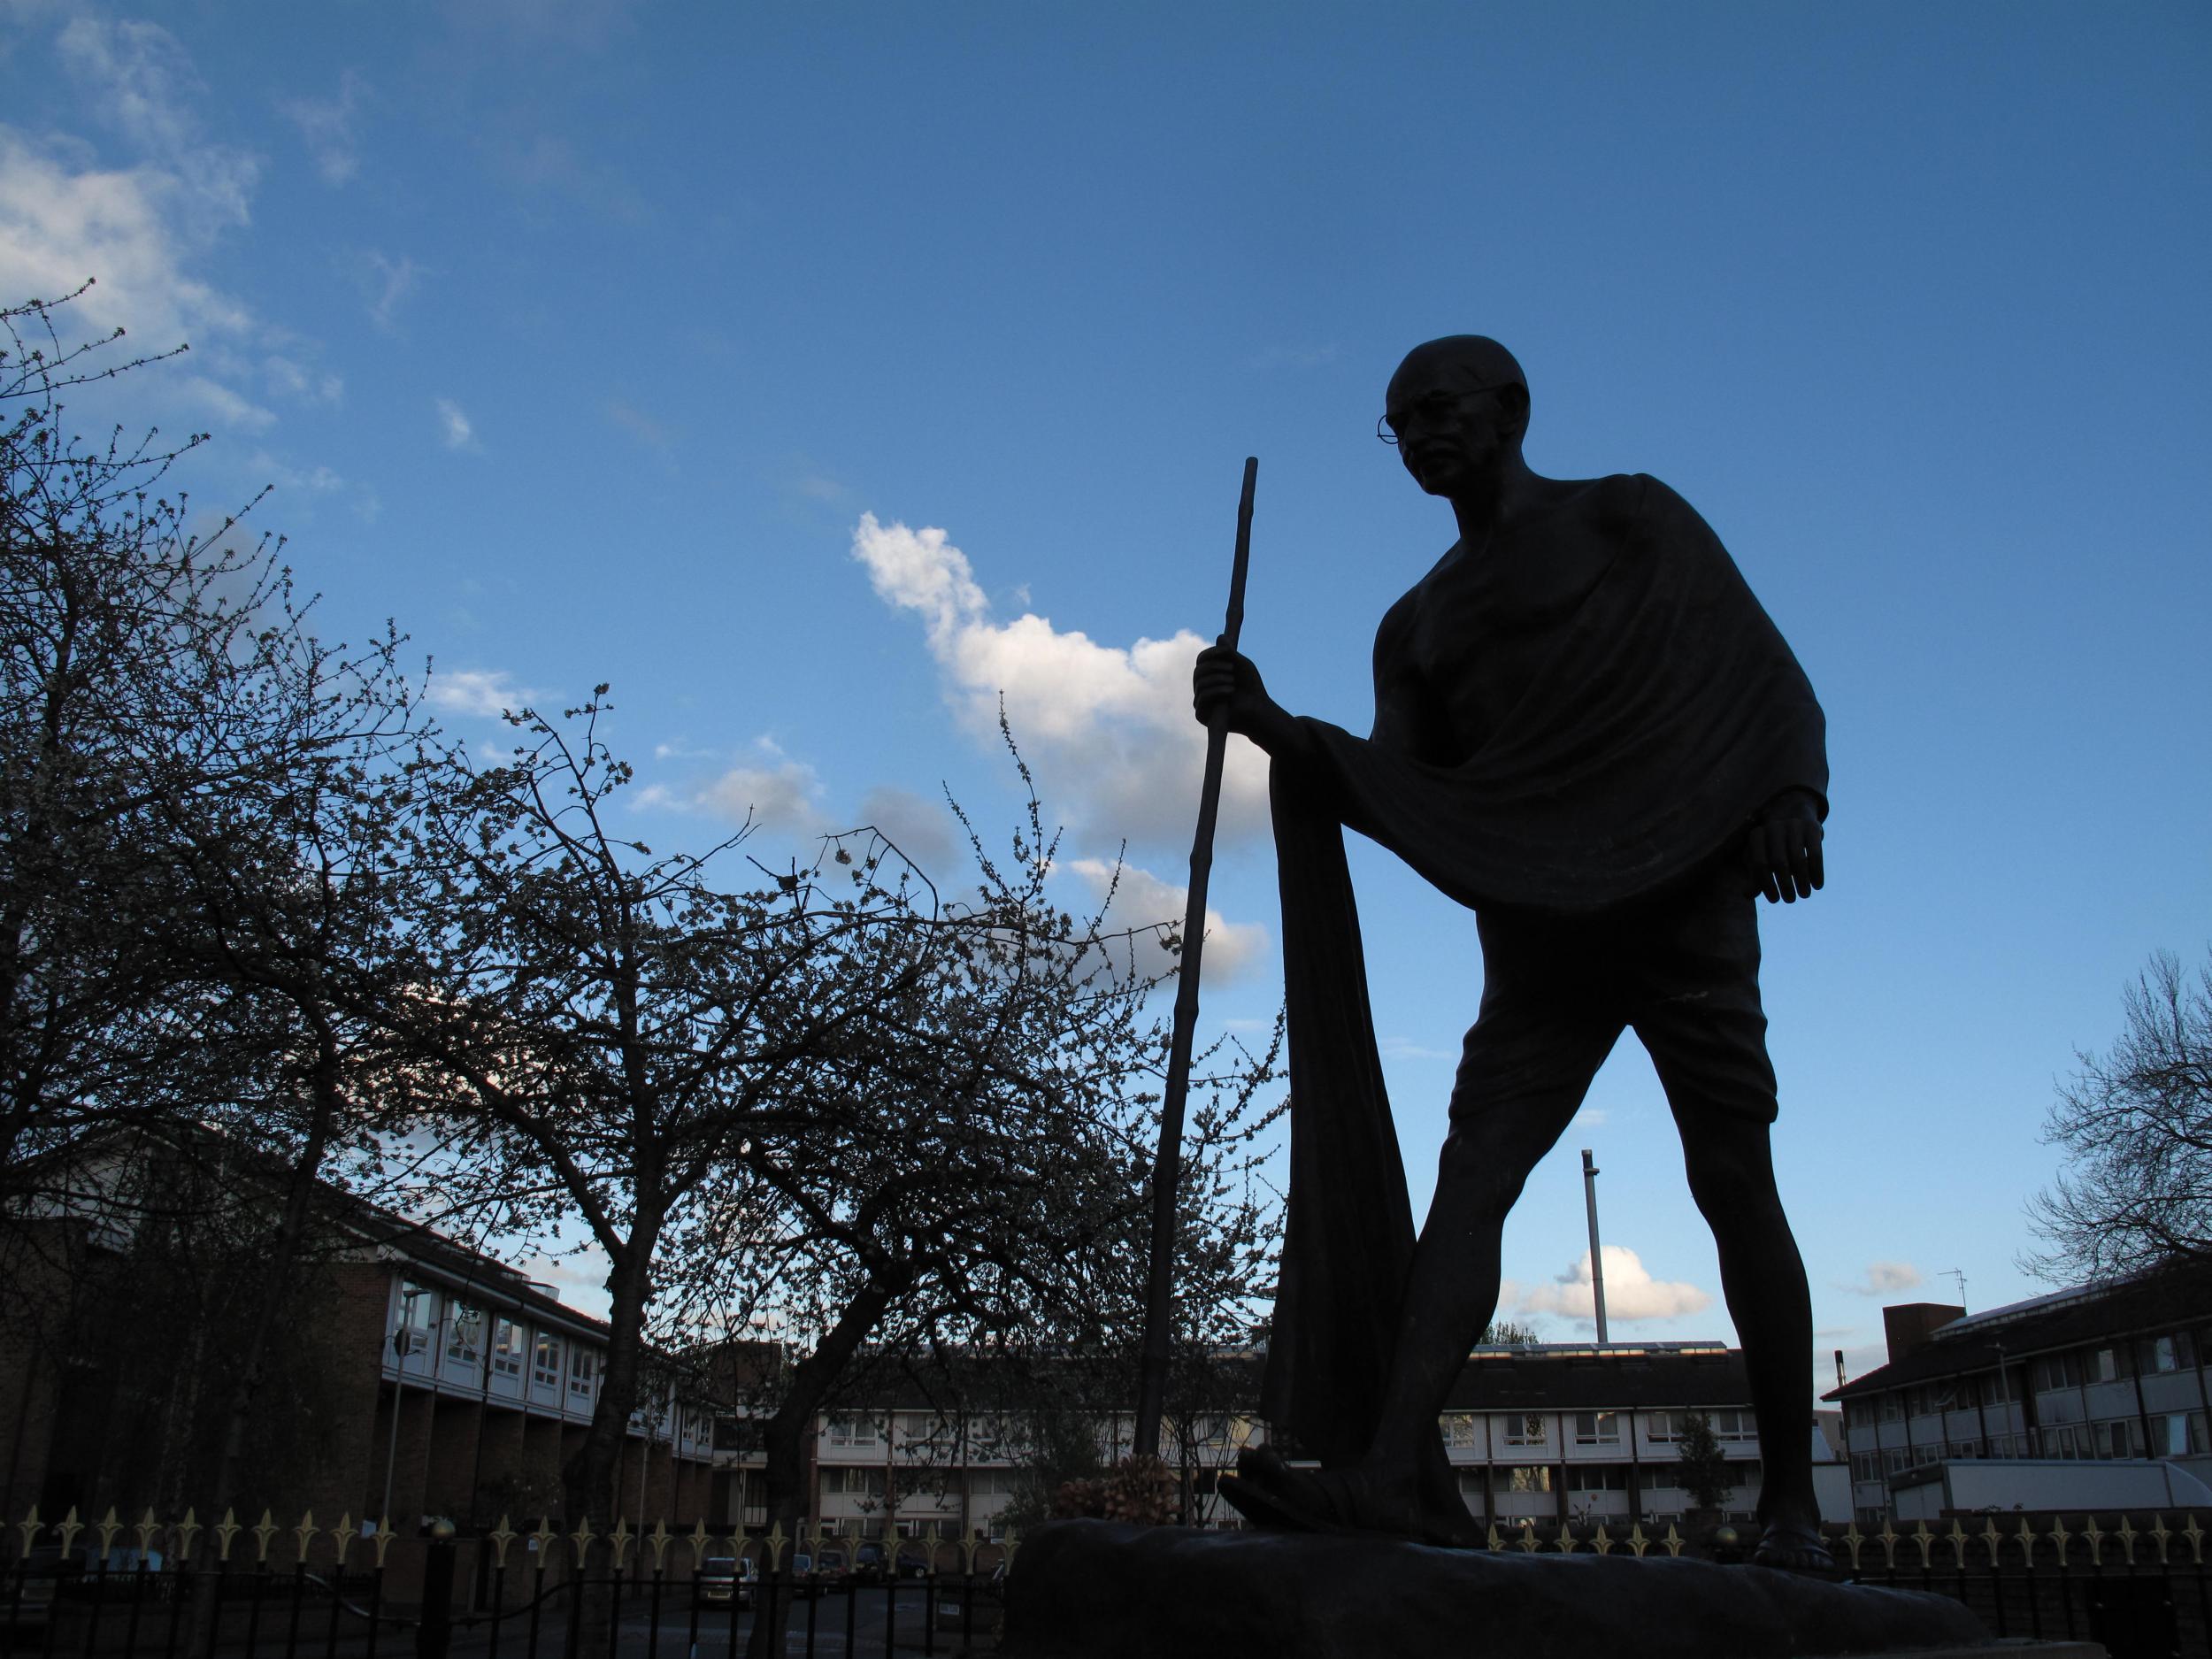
xmin=1192 ymin=334 xmax=1833 ymax=1571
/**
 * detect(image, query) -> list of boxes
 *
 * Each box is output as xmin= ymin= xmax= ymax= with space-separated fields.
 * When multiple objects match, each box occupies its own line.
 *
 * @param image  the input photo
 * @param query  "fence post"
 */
xmin=418 ymin=1519 xmax=457 ymax=1659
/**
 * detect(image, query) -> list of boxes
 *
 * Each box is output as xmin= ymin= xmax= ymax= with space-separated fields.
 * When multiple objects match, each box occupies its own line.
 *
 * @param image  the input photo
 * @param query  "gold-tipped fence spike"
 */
xmin=568 ymin=1517 xmax=597 ymax=1571
xmin=294 ymin=1509 xmax=319 ymax=1563
xmin=764 ymin=1521 xmax=788 ymax=1572
xmin=2047 ymin=1515 xmax=2072 ymax=1565
xmin=175 ymin=1509 xmax=202 ymax=1564
xmin=529 ymin=1517 xmax=559 ymax=1568
xmin=1661 ymin=1523 xmax=1684 ymax=1558
xmin=648 ymin=1518 xmax=672 ymax=1571
xmin=686 ymin=1516 xmax=710 ymax=1570
xmin=609 ymin=1517 xmax=634 ymax=1571
xmin=16 ymin=1507 xmax=40 ymax=1555
xmin=1625 ymin=1522 xmax=1648 ymax=1558
xmin=2115 ymin=1514 xmax=2139 ymax=1566
xmin=212 ymin=1508 xmax=241 ymax=1563
xmin=1978 ymin=1517 xmax=2004 ymax=1568
xmin=2182 ymin=1513 xmax=2205 ymax=1566
xmin=135 ymin=1508 xmax=159 ymax=1556
xmin=95 ymin=1506 xmax=122 ymax=1561
xmin=2081 ymin=1515 xmax=2106 ymax=1567
xmin=332 ymin=1514 xmax=360 ymax=1568
xmin=1840 ymin=1522 xmax=1865 ymax=1571
xmin=1875 ymin=1519 xmax=1899 ymax=1569
xmin=488 ymin=1515 xmax=518 ymax=1572
xmin=959 ymin=1531 xmax=979 ymax=1574
xmin=2015 ymin=1515 xmax=2036 ymax=1568
xmin=1591 ymin=1518 xmax=1613 ymax=1555
xmin=251 ymin=1509 xmax=280 ymax=1564
xmin=1911 ymin=1519 xmax=1934 ymax=1569
xmin=1515 ymin=1522 xmax=1539 ymax=1554
xmin=1945 ymin=1519 xmax=1969 ymax=1568
xmin=1485 ymin=1523 xmax=1503 ymax=1553
xmin=1553 ymin=1522 xmax=1574 ymax=1554
xmin=56 ymin=1506 xmax=85 ymax=1557
xmin=2147 ymin=1514 xmax=2172 ymax=1565
xmin=371 ymin=1517 xmax=396 ymax=1569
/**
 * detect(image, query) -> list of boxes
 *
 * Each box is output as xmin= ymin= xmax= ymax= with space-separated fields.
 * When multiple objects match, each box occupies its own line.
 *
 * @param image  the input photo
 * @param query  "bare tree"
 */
xmin=2027 ymin=948 xmax=2212 ymax=1282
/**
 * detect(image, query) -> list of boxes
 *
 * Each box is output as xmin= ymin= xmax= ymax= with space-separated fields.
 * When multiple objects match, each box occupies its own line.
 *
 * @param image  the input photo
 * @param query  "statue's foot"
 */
xmin=1220 ymin=1447 xmax=1428 ymax=1542
xmin=1750 ymin=1519 xmax=1837 ymax=1574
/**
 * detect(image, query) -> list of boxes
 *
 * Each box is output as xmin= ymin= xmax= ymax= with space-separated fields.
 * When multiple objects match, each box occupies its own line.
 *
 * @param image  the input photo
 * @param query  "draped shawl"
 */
xmin=1260 ymin=472 xmax=1827 ymax=1463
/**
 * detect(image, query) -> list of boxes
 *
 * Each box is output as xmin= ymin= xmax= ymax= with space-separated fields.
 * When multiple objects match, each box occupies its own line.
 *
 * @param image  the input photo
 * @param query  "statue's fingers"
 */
xmin=1804 ymin=827 xmax=1825 ymax=891
xmin=1786 ymin=829 xmax=1816 ymax=898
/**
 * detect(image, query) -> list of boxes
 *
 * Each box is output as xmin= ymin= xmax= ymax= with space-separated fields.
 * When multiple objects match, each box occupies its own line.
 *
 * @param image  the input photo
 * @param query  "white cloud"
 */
xmin=1065 ymin=856 xmax=1267 ymax=984
xmin=57 ymin=18 xmax=257 ymax=228
xmin=436 ymin=397 xmax=476 ymax=450
xmin=1379 ymin=1035 xmax=1456 ymax=1062
xmin=0 ymin=19 xmax=280 ymax=434
xmin=1519 ymin=1245 xmax=1713 ymax=1325
xmin=1848 ymin=1261 xmax=1924 ymax=1296
xmin=427 ymin=667 xmax=541 ymax=719
xmin=277 ymin=69 xmax=367 ymax=186
xmin=850 ymin=512 xmax=1270 ymax=851
xmin=855 ymin=784 xmax=956 ymax=873
xmin=263 ymin=353 xmax=342 ymax=403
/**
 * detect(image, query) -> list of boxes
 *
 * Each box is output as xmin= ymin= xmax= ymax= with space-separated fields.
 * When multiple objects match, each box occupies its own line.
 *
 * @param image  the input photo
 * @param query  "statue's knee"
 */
xmin=1440 ymin=1129 xmax=1526 ymax=1221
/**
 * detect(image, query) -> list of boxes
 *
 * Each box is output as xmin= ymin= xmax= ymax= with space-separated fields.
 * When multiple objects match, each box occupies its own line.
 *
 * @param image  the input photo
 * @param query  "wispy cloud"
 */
xmin=278 ymin=69 xmax=368 ymax=186
xmin=1846 ymin=1260 xmax=1924 ymax=1296
xmin=605 ymin=398 xmax=672 ymax=449
xmin=427 ymin=667 xmax=541 ymax=719
xmin=435 ymin=397 xmax=477 ymax=450
xmin=363 ymin=250 xmax=422 ymax=330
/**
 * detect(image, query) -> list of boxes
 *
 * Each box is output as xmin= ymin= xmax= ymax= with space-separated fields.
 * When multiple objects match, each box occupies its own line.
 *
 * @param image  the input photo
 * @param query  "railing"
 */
xmin=0 ymin=1507 xmax=1007 ymax=1659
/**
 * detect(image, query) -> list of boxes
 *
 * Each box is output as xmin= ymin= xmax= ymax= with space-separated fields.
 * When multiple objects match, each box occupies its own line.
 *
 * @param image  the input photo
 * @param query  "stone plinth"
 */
xmin=998 ymin=1521 xmax=2018 ymax=1659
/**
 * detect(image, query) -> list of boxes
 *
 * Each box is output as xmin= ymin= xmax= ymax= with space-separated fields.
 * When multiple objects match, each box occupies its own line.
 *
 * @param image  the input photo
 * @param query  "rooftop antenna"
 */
xmin=1581 ymin=1148 xmax=1609 ymax=1344
xmin=1941 ymin=1268 xmax=1968 ymax=1312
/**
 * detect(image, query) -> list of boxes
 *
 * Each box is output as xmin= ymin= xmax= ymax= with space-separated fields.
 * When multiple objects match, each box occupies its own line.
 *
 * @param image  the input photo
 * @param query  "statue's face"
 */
xmin=1383 ymin=355 xmax=1515 ymax=500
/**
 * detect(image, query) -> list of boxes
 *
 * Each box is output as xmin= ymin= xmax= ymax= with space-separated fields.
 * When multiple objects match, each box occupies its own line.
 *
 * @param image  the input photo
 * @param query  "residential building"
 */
xmin=1824 ymin=1268 xmax=2212 ymax=1523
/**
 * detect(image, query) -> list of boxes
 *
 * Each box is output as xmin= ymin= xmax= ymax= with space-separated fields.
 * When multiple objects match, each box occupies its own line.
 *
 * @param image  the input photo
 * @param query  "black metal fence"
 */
xmin=1 ymin=1509 xmax=1005 ymax=1659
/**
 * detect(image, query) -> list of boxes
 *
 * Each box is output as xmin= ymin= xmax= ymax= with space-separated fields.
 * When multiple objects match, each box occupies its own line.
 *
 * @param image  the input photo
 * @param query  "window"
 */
xmin=1564 ymin=1464 xmax=1626 ymax=1492
xmin=393 ymin=1282 xmax=434 ymax=1356
xmin=2032 ymin=1353 xmax=2085 ymax=1393
xmin=446 ymin=1302 xmax=482 ymax=1366
xmin=1878 ymin=1394 xmax=1904 ymax=1423
xmin=1439 ymin=1414 xmax=1478 ymax=1450
xmin=827 ymin=1413 xmax=884 ymax=1448
xmin=533 ymin=1333 xmax=562 ymax=1389
xmin=896 ymin=1412 xmax=945 ymax=1445
xmin=1573 ymin=1411 xmax=1621 ymax=1446
xmin=491 ymin=1317 xmax=525 ymax=1378
xmin=568 ymin=1346 xmax=597 ymax=1400
xmin=1490 ymin=1465 xmax=1553 ymax=1494
xmin=822 ymin=1467 xmax=885 ymax=1499
xmin=969 ymin=1470 xmax=1020 ymax=1499
xmin=1850 ymin=1452 xmax=1883 ymax=1483
xmin=2092 ymin=1419 xmax=2144 ymax=1459
xmin=1707 ymin=1409 xmax=1755 ymax=1443
xmin=1499 ymin=1413 xmax=1546 ymax=1446
xmin=1844 ymin=1401 xmax=1876 ymax=1431
xmin=2140 ymin=1333 xmax=2197 ymax=1374
xmin=2086 ymin=1347 xmax=2131 ymax=1384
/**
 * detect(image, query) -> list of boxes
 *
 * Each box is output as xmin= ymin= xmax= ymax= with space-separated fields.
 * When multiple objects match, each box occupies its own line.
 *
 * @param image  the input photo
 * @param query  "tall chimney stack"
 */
xmin=1581 ymin=1148 xmax=1609 ymax=1344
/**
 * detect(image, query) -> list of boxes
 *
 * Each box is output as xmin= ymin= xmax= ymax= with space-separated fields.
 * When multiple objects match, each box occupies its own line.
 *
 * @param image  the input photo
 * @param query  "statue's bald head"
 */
xmin=1387 ymin=336 xmax=1528 ymax=419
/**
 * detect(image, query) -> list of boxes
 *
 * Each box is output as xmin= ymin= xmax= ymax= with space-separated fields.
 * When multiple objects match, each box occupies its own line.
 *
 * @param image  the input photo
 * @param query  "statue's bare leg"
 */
xmin=1636 ymin=891 xmax=1833 ymax=1572
xmin=1237 ymin=967 xmax=1619 ymax=1539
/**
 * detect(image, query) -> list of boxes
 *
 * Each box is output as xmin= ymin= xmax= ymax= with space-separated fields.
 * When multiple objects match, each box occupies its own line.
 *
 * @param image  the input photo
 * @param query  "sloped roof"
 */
xmin=1824 ymin=1263 xmax=2212 ymax=1402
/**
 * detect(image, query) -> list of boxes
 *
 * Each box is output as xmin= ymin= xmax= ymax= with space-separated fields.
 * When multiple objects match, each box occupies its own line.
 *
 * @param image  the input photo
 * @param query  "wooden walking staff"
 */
xmin=1133 ymin=456 xmax=1258 ymax=1459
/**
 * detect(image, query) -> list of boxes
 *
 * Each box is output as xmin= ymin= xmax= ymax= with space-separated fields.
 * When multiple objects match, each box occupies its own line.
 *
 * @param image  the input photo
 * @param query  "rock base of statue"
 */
xmin=996 ymin=1520 xmax=2045 ymax=1659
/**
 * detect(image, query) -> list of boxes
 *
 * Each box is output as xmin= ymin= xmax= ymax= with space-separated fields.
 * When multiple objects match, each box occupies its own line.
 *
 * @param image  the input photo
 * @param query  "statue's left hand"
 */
xmin=1743 ymin=789 xmax=1824 ymax=904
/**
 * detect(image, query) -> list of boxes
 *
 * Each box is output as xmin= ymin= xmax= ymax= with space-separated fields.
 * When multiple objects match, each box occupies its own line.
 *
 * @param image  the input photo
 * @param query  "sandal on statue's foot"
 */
xmin=1220 ymin=1449 xmax=1422 ymax=1540
xmin=1751 ymin=1521 xmax=1837 ymax=1573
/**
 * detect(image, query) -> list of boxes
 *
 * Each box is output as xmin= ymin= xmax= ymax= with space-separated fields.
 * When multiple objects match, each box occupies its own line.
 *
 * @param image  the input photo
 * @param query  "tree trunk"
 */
xmin=561 ymin=1215 xmax=659 ymax=1659
xmin=745 ymin=1274 xmax=902 ymax=1659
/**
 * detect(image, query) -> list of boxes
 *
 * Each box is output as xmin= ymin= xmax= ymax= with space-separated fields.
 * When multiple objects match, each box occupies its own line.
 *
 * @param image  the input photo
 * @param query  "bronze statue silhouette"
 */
xmin=1191 ymin=334 xmax=1832 ymax=1571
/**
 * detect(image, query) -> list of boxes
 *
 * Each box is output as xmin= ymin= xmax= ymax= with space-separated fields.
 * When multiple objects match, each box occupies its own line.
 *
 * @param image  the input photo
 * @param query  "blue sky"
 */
xmin=4 ymin=1 xmax=2207 ymax=1387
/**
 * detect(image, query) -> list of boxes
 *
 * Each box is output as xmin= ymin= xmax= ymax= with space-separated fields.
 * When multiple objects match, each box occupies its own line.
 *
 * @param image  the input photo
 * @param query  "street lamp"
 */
xmin=380 ymin=1283 xmax=424 ymax=1529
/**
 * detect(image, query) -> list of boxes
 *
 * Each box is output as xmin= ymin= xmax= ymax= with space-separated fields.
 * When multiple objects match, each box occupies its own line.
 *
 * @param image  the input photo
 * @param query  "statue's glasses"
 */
xmin=1378 ymin=384 xmax=1503 ymax=446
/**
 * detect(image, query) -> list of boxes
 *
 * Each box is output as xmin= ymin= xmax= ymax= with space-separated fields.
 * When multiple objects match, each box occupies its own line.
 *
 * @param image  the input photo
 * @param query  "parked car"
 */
xmin=849 ymin=1542 xmax=886 ymax=1586
xmin=786 ymin=1553 xmax=824 ymax=1600
xmin=695 ymin=1557 xmax=740 ymax=1607
xmin=2 ymin=1547 xmax=65 ymax=1640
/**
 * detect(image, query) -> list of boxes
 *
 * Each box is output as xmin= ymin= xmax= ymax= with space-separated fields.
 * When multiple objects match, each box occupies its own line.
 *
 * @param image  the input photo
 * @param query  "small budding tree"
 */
xmin=1674 ymin=1409 xmax=1732 ymax=1514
